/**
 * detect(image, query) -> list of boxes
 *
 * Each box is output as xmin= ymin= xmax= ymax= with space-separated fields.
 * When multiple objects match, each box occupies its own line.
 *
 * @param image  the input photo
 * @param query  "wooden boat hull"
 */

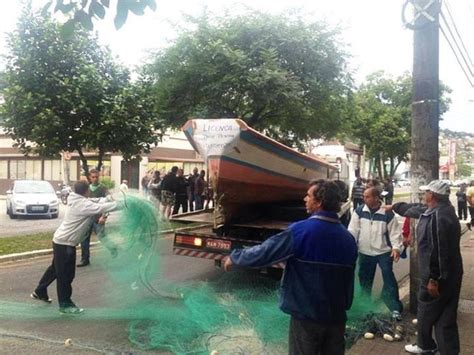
xmin=182 ymin=119 xmax=336 ymax=224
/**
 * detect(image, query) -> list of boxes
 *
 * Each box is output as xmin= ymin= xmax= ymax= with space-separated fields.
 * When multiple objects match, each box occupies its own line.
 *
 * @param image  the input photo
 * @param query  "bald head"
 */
xmin=363 ymin=187 xmax=381 ymax=209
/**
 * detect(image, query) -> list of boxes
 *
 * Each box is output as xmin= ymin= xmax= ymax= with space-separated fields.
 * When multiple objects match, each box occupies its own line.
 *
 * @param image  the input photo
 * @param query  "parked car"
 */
xmin=396 ymin=179 xmax=411 ymax=187
xmin=6 ymin=180 xmax=59 ymax=219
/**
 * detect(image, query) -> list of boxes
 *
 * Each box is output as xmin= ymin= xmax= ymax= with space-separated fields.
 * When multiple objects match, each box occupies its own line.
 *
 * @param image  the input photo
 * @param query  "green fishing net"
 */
xmin=102 ymin=195 xmax=388 ymax=353
xmin=0 ymin=194 xmax=391 ymax=354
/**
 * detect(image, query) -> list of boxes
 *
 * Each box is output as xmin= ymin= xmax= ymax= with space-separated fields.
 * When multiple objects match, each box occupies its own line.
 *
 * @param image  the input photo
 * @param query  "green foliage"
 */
xmin=456 ymin=156 xmax=472 ymax=178
xmin=457 ymin=164 xmax=472 ymax=178
xmin=351 ymin=71 xmax=451 ymax=178
xmin=100 ymin=176 xmax=115 ymax=189
xmin=1 ymin=9 xmax=163 ymax=175
xmin=42 ymin=0 xmax=156 ymax=30
xmin=144 ymin=10 xmax=353 ymax=149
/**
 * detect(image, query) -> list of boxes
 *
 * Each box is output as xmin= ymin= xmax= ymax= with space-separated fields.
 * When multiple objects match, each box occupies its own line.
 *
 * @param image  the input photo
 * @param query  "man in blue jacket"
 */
xmin=224 ymin=180 xmax=358 ymax=355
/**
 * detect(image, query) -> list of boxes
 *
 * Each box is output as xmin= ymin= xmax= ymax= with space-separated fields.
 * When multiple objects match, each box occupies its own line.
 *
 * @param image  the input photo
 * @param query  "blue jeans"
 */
xmin=194 ymin=194 xmax=203 ymax=210
xmin=358 ymin=252 xmax=403 ymax=313
xmin=80 ymin=222 xmax=105 ymax=263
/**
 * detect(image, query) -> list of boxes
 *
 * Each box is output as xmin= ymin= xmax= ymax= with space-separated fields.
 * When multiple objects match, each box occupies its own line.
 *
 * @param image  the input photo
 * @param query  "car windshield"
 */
xmin=14 ymin=181 xmax=55 ymax=194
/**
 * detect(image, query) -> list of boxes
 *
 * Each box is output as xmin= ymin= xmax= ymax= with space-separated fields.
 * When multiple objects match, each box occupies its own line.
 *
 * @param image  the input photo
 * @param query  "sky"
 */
xmin=0 ymin=0 xmax=473 ymax=133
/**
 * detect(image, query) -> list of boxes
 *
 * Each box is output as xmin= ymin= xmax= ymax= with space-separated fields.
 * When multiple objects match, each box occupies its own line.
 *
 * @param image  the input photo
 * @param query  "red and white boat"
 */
xmin=182 ymin=119 xmax=337 ymax=224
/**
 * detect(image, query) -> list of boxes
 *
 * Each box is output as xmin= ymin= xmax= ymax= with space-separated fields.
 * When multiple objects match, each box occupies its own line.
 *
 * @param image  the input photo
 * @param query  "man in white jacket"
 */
xmin=348 ymin=186 xmax=403 ymax=320
xmin=31 ymin=181 xmax=120 ymax=314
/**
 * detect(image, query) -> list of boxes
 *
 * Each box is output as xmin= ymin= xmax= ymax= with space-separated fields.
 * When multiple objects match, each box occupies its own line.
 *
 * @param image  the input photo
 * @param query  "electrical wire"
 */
xmin=439 ymin=23 xmax=474 ymax=87
xmin=439 ymin=10 xmax=474 ymax=77
xmin=444 ymin=0 xmax=474 ymax=67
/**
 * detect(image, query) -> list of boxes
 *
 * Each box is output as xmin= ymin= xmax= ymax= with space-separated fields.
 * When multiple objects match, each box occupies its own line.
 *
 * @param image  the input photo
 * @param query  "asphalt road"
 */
xmin=0 ymin=199 xmax=66 ymax=238
xmin=0 ymin=232 xmax=410 ymax=354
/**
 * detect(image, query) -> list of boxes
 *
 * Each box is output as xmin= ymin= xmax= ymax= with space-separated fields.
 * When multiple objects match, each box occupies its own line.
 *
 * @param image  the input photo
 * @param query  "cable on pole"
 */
xmin=439 ymin=10 xmax=474 ymax=78
xmin=444 ymin=0 xmax=474 ymax=67
xmin=439 ymin=24 xmax=474 ymax=87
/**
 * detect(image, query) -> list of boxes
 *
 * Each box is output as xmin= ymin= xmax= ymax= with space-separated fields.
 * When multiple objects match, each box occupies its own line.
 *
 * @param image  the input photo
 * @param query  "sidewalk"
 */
xmin=348 ymin=224 xmax=474 ymax=355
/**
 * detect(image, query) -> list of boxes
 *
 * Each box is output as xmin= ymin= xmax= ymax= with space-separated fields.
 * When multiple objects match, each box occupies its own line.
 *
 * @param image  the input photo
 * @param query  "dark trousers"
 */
xmin=457 ymin=202 xmax=467 ymax=220
xmin=417 ymin=279 xmax=462 ymax=354
xmin=35 ymin=242 xmax=76 ymax=308
xmin=358 ymin=252 xmax=403 ymax=312
xmin=173 ymin=195 xmax=188 ymax=215
xmin=188 ymin=192 xmax=194 ymax=212
xmin=353 ymin=198 xmax=363 ymax=210
xmin=80 ymin=222 xmax=104 ymax=263
xmin=194 ymin=194 xmax=203 ymax=210
xmin=289 ymin=316 xmax=345 ymax=355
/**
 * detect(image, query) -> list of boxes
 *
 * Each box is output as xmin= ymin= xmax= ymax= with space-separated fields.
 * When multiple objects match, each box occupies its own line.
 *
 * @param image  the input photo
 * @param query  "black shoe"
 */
xmin=77 ymin=261 xmax=90 ymax=267
xmin=31 ymin=291 xmax=52 ymax=304
xmin=467 ymin=223 xmax=472 ymax=231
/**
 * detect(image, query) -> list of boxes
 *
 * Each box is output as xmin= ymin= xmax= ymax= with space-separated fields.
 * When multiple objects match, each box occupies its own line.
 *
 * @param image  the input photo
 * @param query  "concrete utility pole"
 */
xmin=407 ymin=0 xmax=441 ymax=313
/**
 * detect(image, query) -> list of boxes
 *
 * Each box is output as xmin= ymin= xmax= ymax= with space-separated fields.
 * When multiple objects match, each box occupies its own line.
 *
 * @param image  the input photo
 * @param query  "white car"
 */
xmin=396 ymin=179 xmax=411 ymax=187
xmin=6 ymin=180 xmax=60 ymax=219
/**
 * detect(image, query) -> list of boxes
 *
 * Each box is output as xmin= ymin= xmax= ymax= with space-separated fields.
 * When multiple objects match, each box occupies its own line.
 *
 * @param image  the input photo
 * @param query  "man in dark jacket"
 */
xmin=224 ymin=180 xmax=358 ymax=355
xmin=172 ymin=168 xmax=188 ymax=215
xmin=351 ymin=177 xmax=365 ymax=209
xmin=391 ymin=180 xmax=463 ymax=355
xmin=160 ymin=166 xmax=180 ymax=219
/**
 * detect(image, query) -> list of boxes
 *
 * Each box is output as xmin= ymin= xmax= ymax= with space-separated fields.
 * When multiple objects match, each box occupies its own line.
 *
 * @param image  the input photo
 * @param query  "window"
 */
xmin=44 ymin=160 xmax=62 ymax=181
xmin=25 ymin=160 xmax=42 ymax=180
xmin=10 ymin=160 xmax=25 ymax=180
xmin=0 ymin=160 xmax=7 ymax=179
xmin=85 ymin=160 xmax=111 ymax=177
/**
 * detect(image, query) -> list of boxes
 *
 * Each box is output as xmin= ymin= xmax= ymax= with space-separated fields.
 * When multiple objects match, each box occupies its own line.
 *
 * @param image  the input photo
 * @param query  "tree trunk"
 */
xmin=389 ymin=157 xmax=395 ymax=177
xmin=77 ymin=148 xmax=89 ymax=180
xmin=393 ymin=159 xmax=403 ymax=177
xmin=97 ymin=147 xmax=104 ymax=173
xmin=376 ymin=154 xmax=383 ymax=179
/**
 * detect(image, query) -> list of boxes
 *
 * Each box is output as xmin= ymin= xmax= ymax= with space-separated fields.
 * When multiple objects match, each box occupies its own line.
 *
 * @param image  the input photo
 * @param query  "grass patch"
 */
xmin=0 ymin=222 xmax=196 ymax=256
xmin=0 ymin=233 xmax=53 ymax=256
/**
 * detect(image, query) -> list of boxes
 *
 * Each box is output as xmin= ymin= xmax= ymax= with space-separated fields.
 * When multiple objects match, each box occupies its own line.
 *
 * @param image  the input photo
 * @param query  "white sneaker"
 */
xmin=404 ymin=344 xmax=437 ymax=354
xmin=59 ymin=306 xmax=84 ymax=315
xmin=392 ymin=310 xmax=402 ymax=321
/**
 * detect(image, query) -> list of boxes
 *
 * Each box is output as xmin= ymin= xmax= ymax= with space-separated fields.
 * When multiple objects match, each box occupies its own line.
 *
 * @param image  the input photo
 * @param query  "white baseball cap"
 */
xmin=419 ymin=180 xmax=450 ymax=195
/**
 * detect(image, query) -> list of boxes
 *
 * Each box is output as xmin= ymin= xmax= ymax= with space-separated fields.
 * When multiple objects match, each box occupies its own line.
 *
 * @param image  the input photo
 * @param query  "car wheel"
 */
xmin=8 ymin=207 xmax=17 ymax=219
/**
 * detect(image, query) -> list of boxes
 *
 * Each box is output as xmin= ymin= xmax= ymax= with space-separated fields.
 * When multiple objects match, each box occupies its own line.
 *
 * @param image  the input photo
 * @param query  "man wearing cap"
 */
xmin=390 ymin=180 xmax=463 ymax=354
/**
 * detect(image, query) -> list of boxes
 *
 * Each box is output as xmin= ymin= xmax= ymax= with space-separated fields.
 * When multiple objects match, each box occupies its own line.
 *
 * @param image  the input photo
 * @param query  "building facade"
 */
xmin=0 ymin=128 xmax=204 ymax=193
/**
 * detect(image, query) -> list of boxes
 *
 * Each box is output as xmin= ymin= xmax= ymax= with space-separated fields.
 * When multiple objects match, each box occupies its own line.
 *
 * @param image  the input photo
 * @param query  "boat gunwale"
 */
xmin=181 ymin=118 xmax=336 ymax=171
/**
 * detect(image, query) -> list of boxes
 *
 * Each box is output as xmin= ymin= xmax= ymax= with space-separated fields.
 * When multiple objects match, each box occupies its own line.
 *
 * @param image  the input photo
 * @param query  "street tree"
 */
xmin=42 ymin=0 xmax=156 ymax=30
xmin=456 ymin=156 xmax=472 ymax=178
xmin=351 ymin=71 xmax=451 ymax=178
xmin=144 ymin=11 xmax=353 ymax=149
xmin=1 ymin=10 xmax=161 ymax=176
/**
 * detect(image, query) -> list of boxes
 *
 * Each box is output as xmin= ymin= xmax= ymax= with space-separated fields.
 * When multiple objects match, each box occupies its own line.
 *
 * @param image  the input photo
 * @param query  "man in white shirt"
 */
xmin=31 ymin=181 xmax=119 ymax=314
xmin=348 ymin=187 xmax=403 ymax=320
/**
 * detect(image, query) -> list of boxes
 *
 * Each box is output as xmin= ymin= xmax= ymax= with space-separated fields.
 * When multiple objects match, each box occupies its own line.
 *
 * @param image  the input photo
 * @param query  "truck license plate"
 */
xmin=206 ymin=239 xmax=231 ymax=250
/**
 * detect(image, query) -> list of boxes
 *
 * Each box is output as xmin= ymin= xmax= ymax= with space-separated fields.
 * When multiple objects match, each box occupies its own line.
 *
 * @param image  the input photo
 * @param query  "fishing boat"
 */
xmin=182 ymin=118 xmax=337 ymax=225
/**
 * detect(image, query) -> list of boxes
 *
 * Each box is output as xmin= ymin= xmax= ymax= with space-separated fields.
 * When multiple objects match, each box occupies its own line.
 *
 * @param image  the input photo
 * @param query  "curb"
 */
xmin=0 ymin=227 xmax=183 ymax=264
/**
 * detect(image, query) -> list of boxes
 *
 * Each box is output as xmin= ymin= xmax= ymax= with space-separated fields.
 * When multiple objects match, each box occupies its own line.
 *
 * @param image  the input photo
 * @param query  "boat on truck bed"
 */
xmin=182 ymin=118 xmax=337 ymax=227
xmin=173 ymin=118 xmax=344 ymax=269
